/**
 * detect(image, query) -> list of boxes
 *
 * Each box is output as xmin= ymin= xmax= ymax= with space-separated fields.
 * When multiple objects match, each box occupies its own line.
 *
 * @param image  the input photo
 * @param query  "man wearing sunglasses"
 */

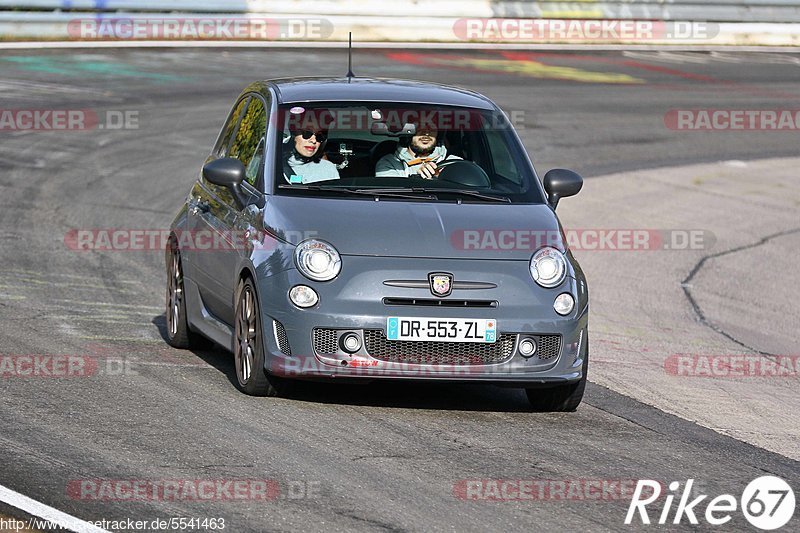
xmin=284 ymin=127 xmax=340 ymax=184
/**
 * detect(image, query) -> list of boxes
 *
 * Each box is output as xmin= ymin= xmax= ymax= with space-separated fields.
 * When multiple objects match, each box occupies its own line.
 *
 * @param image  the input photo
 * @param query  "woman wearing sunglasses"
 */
xmin=284 ymin=127 xmax=340 ymax=184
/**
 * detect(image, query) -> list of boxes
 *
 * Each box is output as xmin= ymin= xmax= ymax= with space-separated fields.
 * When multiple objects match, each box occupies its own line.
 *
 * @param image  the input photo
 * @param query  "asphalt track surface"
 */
xmin=0 ymin=48 xmax=799 ymax=532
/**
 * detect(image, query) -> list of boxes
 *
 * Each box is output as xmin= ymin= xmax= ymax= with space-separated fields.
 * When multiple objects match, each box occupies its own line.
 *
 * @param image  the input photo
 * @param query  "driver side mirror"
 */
xmin=543 ymin=168 xmax=583 ymax=210
xmin=202 ymin=157 xmax=249 ymax=209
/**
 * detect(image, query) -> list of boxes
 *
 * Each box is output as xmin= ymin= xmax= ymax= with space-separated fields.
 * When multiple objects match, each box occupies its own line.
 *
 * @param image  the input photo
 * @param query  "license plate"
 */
xmin=386 ymin=317 xmax=497 ymax=343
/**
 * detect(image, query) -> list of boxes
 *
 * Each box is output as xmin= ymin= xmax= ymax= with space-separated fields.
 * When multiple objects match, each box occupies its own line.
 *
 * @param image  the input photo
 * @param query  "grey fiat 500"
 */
xmin=166 ymin=77 xmax=588 ymax=411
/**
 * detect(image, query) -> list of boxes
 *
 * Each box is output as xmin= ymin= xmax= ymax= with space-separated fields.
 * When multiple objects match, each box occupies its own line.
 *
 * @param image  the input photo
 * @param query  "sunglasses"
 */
xmin=299 ymin=130 xmax=327 ymax=143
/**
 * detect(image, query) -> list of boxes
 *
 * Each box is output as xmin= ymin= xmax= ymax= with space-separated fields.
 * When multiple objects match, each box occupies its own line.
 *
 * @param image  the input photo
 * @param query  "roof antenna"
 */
xmin=346 ymin=32 xmax=355 ymax=80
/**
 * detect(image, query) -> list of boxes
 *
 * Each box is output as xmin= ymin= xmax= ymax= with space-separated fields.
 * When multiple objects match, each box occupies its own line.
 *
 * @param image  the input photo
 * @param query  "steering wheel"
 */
xmin=435 ymin=160 xmax=491 ymax=187
xmin=410 ymin=159 xmax=484 ymax=179
xmin=430 ymin=159 xmax=461 ymax=173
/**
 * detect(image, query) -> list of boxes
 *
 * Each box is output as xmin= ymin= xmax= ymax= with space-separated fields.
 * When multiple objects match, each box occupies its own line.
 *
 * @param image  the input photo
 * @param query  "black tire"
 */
xmin=233 ymin=277 xmax=289 ymax=397
xmin=165 ymin=241 xmax=200 ymax=349
xmin=525 ymin=328 xmax=588 ymax=412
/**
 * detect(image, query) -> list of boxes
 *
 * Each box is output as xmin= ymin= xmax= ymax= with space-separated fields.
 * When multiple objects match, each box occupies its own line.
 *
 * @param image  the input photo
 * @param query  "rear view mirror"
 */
xmin=543 ymin=168 xmax=583 ymax=210
xmin=369 ymin=122 xmax=417 ymax=136
xmin=370 ymin=122 xmax=389 ymax=135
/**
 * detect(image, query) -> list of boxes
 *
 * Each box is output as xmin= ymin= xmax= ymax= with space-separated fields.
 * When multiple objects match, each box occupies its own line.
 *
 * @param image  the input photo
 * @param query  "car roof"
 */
xmin=247 ymin=77 xmax=497 ymax=110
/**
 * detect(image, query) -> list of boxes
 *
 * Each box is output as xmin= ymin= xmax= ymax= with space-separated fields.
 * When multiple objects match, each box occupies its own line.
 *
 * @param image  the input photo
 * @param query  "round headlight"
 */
xmin=529 ymin=247 xmax=567 ymax=288
xmin=289 ymin=285 xmax=319 ymax=308
xmin=295 ymin=239 xmax=341 ymax=281
xmin=553 ymin=293 xmax=575 ymax=316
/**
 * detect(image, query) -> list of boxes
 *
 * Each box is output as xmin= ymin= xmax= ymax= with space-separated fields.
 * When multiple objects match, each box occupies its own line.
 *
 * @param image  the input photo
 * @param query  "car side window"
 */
xmin=229 ymin=97 xmax=267 ymax=176
xmin=214 ymin=97 xmax=249 ymax=158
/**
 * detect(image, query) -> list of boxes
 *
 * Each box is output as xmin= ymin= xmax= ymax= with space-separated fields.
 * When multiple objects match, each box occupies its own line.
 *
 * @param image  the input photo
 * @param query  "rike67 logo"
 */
xmin=626 ymin=476 xmax=795 ymax=530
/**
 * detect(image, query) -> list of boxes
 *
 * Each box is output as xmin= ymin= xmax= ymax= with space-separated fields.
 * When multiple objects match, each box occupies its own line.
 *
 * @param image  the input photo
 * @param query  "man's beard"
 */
xmin=411 ymin=139 xmax=435 ymax=157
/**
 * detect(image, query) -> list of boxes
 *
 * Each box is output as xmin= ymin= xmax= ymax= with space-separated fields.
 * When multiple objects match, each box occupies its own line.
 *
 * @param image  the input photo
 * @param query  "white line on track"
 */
xmin=0 ymin=483 xmax=110 ymax=533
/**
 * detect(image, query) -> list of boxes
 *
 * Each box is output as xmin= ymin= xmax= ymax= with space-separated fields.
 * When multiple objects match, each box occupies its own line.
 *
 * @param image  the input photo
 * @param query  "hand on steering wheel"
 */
xmin=418 ymin=161 xmax=438 ymax=179
xmin=416 ymin=159 xmax=460 ymax=179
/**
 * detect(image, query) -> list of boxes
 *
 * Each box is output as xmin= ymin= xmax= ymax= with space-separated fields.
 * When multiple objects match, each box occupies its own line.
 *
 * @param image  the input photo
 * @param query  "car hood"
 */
xmin=263 ymin=195 xmax=565 ymax=260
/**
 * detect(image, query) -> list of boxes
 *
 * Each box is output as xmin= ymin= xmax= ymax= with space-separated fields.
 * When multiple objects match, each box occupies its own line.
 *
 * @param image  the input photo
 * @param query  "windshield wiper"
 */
xmin=280 ymin=185 xmax=509 ymax=203
xmin=367 ymin=187 xmax=512 ymax=203
xmin=352 ymin=187 xmax=440 ymax=200
xmin=279 ymin=184 xmax=436 ymax=201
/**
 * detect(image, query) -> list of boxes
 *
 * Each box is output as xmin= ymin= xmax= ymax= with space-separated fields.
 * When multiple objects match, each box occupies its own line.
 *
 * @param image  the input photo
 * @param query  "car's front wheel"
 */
xmin=233 ymin=277 xmax=289 ymax=397
xmin=525 ymin=329 xmax=588 ymax=412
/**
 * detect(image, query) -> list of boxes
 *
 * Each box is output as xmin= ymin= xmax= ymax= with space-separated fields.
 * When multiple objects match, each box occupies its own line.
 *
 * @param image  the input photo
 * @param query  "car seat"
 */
xmin=371 ymin=140 xmax=398 ymax=170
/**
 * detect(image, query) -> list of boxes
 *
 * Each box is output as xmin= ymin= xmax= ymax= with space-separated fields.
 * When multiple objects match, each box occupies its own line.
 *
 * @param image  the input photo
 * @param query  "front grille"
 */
xmin=312 ymin=328 xmax=561 ymax=364
xmin=273 ymin=320 xmax=292 ymax=356
xmin=363 ymin=330 xmax=515 ymax=365
xmin=536 ymin=335 xmax=561 ymax=360
xmin=313 ymin=328 xmax=339 ymax=355
xmin=383 ymin=297 xmax=497 ymax=308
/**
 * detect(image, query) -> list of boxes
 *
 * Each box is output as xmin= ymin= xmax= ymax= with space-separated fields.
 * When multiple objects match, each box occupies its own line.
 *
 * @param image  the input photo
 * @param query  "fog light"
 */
xmin=519 ymin=338 xmax=537 ymax=358
xmin=289 ymin=285 xmax=318 ymax=308
xmin=553 ymin=293 xmax=575 ymax=316
xmin=340 ymin=332 xmax=362 ymax=353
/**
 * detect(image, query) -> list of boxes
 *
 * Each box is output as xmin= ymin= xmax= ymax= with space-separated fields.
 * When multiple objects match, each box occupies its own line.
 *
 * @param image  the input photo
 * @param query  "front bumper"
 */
xmin=256 ymin=255 xmax=588 ymax=385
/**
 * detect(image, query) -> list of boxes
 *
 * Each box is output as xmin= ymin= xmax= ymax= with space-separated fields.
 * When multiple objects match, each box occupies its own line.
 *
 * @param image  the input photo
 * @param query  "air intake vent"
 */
xmin=313 ymin=328 xmax=339 ymax=355
xmin=536 ymin=335 xmax=561 ymax=360
xmin=273 ymin=320 xmax=292 ymax=356
xmin=363 ymin=330 xmax=515 ymax=365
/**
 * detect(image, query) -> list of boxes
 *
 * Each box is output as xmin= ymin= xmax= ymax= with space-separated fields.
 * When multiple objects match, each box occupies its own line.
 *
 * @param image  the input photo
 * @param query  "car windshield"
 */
xmin=274 ymin=102 xmax=545 ymax=204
